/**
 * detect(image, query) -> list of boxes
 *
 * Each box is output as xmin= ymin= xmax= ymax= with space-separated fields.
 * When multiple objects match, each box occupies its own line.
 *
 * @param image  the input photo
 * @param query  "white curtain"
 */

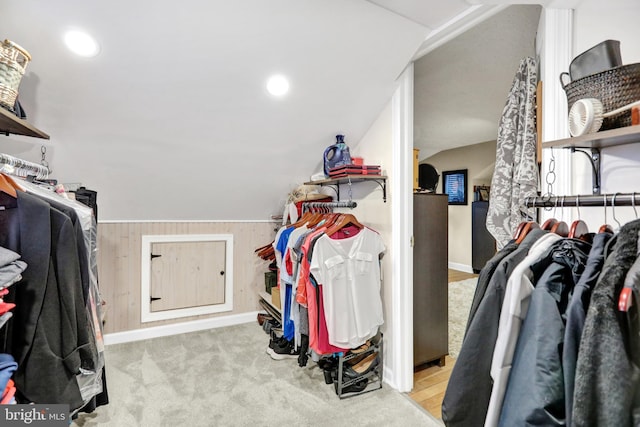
xmin=486 ymin=57 xmax=539 ymax=249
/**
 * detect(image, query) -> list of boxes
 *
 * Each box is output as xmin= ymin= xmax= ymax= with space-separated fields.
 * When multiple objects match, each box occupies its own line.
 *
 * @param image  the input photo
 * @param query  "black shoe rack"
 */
xmin=334 ymin=334 xmax=383 ymax=399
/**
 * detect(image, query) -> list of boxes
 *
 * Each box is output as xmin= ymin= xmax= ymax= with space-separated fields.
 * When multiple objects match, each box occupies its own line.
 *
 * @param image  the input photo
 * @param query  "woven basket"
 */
xmin=0 ymin=39 xmax=31 ymax=109
xmin=561 ymin=62 xmax=640 ymax=131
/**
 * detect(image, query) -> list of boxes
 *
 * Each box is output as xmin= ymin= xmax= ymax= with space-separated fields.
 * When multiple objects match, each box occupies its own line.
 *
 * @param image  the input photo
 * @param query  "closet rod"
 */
xmin=302 ymin=200 xmax=357 ymax=212
xmin=0 ymin=152 xmax=50 ymax=178
xmin=525 ymin=193 xmax=640 ymax=208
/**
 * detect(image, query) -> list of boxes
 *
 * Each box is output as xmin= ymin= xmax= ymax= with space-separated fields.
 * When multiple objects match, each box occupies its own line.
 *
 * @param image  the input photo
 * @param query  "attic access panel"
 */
xmin=141 ymin=234 xmax=233 ymax=323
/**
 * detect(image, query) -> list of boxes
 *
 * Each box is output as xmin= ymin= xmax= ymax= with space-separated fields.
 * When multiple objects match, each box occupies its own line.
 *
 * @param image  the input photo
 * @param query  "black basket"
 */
xmin=561 ymin=62 xmax=640 ymax=131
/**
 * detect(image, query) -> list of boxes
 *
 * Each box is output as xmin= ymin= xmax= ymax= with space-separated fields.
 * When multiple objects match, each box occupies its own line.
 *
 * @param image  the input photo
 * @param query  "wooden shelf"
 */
xmin=0 ymin=106 xmax=49 ymax=139
xmin=304 ymin=174 xmax=388 ymax=202
xmin=542 ymin=125 xmax=640 ymax=149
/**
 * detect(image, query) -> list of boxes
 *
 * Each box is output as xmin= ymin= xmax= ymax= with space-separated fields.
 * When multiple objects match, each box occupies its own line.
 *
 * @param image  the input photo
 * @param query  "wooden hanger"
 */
xmin=598 ymin=224 xmax=614 ymax=234
xmin=569 ymin=219 xmax=593 ymax=243
xmin=514 ymin=221 xmax=539 ymax=244
xmin=0 ymin=173 xmax=18 ymax=198
xmin=550 ymin=220 xmax=569 ymax=237
xmin=325 ymin=213 xmax=363 ymax=237
xmin=541 ymin=218 xmax=557 ymax=231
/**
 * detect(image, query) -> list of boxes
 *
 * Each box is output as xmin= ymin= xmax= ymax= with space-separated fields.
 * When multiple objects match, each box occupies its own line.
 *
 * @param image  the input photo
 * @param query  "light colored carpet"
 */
xmin=448 ymin=278 xmax=477 ymax=359
xmin=72 ymin=322 xmax=442 ymax=427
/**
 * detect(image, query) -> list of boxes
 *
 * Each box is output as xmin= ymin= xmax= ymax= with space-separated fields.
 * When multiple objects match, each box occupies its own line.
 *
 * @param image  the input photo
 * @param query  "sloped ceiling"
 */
xmin=0 ymin=1 xmax=563 ymax=220
xmin=0 ymin=0 xmax=432 ymax=220
xmin=414 ymin=4 xmax=542 ymax=159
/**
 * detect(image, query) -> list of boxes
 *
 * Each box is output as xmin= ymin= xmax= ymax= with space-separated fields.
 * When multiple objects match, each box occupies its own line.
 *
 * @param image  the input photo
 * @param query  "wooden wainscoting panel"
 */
xmin=97 ymin=221 xmax=276 ymax=334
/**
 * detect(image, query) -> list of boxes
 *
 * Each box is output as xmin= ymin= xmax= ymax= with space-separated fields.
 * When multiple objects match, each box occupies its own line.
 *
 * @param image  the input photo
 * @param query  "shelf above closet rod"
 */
xmin=525 ymin=193 xmax=640 ymax=208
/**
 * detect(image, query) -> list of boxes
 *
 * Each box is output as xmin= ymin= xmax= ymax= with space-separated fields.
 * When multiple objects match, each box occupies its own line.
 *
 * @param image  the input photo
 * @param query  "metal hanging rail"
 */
xmin=0 ymin=152 xmax=50 ymax=179
xmin=302 ymin=200 xmax=357 ymax=213
xmin=525 ymin=193 xmax=640 ymax=208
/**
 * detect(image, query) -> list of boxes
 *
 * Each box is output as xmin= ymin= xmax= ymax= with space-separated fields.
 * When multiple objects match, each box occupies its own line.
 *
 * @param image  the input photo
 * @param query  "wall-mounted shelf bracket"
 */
xmin=304 ymin=175 xmax=387 ymax=202
xmin=570 ymin=147 xmax=601 ymax=195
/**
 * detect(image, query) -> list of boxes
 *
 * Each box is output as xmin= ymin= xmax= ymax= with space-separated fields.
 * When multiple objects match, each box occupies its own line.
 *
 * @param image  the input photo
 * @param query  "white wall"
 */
xmin=568 ymin=0 xmax=640 ymax=229
xmin=424 ymin=140 xmax=497 ymax=270
xmin=347 ymin=100 xmax=397 ymax=385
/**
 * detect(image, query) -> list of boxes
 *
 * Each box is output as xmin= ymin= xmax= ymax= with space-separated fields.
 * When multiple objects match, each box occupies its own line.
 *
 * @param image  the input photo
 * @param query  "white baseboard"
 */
xmin=448 ymin=262 xmax=474 ymax=273
xmin=104 ymin=311 xmax=259 ymax=346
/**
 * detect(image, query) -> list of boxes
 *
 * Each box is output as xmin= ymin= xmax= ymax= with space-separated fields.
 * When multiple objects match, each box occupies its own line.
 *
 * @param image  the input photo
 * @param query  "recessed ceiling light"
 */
xmin=64 ymin=30 xmax=100 ymax=58
xmin=266 ymin=75 xmax=289 ymax=96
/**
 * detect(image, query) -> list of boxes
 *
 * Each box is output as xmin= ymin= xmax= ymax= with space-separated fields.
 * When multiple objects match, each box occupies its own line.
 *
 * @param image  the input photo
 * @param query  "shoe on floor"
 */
xmin=269 ymin=335 xmax=290 ymax=350
xmin=342 ymin=353 xmax=380 ymax=379
xmin=266 ymin=340 xmax=300 ymax=360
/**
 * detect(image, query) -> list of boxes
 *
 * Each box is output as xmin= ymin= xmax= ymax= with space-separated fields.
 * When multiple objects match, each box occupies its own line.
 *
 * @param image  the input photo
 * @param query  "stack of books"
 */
xmin=328 ymin=164 xmax=382 ymax=178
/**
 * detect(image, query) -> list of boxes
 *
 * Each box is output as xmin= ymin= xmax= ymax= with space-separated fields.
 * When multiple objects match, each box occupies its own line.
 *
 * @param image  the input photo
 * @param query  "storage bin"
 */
xmin=264 ymin=271 xmax=277 ymax=294
xmin=0 ymin=39 xmax=31 ymax=109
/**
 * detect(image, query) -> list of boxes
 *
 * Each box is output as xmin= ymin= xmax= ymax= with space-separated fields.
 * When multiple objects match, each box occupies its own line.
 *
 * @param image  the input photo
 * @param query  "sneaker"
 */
xmin=266 ymin=340 xmax=300 ymax=360
xmin=269 ymin=335 xmax=290 ymax=350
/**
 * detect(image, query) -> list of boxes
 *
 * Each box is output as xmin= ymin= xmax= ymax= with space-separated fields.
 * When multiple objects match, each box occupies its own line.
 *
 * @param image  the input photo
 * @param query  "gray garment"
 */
xmin=573 ymin=220 xmax=640 ymax=427
xmin=442 ymin=228 xmax=546 ymax=427
xmin=499 ymin=238 xmax=591 ymax=427
xmin=486 ymin=57 xmax=539 ymax=249
xmin=564 ymin=232 xmax=612 ymax=427
xmin=0 ymin=245 xmax=21 ymax=265
xmin=0 ymin=246 xmax=27 ymax=288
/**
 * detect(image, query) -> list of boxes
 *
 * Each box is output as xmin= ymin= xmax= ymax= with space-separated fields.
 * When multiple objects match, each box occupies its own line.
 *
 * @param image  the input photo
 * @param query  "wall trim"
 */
xmin=141 ymin=234 xmax=234 ymax=323
xmin=104 ymin=311 xmax=258 ymax=345
xmin=448 ymin=262 xmax=474 ymax=274
xmin=390 ymin=64 xmax=415 ymax=393
xmin=412 ymin=5 xmax=508 ymax=60
xmin=538 ymin=8 xmax=573 ymax=220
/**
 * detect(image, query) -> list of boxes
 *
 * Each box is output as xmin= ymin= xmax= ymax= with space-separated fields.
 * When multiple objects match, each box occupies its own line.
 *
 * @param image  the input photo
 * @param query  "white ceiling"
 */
xmin=414 ymin=4 xmax=542 ymax=159
xmin=0 ymin=1 xmax=569 ymax=220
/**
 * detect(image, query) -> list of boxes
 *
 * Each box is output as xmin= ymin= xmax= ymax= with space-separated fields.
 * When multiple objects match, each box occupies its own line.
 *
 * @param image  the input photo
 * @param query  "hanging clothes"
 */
xmin=309 ymin=227 xmax=385 ymax=349
xmin=485 ymin=232 xmax=563 ymax=427
xmin=486 ymin=57 xmax=539 ymax=250
xmin=444 ymin=217 xmax=640 ymax=426
xmin=563 ymin=232 xmax=612 ymax=426
xmin=269 ymin=211 xmax=385 ymax=361
xmin=498 ymin=238 xmax=591 ymax=426
xmin=442 ymin=227 xmax=546 ymax=427
xmin=572 ymin=220 xmax=640 ymax=427
xmin=0 ymin=190 xmax=96 ymax=411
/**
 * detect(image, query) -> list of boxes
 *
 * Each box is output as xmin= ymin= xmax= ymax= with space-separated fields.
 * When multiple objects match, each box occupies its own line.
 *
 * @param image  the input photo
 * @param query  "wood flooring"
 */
xmin=408 ymin=269 xmax=478 ymax=421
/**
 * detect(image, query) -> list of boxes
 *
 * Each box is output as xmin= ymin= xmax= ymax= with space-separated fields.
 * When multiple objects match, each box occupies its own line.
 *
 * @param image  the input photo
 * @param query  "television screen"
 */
xmin=442 ymin=169 xmax=468 ymax=205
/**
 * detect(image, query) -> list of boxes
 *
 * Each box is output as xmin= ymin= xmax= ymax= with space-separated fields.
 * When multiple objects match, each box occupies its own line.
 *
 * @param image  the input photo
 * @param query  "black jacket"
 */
xmin=465 ymin=239 xmax=519 ymax=335
xmin=563 ymin=232 xmax=612 ymax=426
xmin=498 ymin=238 xmax=591 ymax=426
xmin=442 ymin=228 xmax=546 ymax=427
xmin=0 ymin=191 xmax=94 ymax=411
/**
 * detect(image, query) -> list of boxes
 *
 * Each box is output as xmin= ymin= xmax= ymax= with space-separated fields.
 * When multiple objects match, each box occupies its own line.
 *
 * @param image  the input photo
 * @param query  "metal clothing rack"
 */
xmin=524 ymin=193 xmax=640 ymax=208
xmin=301 ymin=200 xmax=357 ymax=213
xmin=0 ymin=152 xmax=50 ymax=179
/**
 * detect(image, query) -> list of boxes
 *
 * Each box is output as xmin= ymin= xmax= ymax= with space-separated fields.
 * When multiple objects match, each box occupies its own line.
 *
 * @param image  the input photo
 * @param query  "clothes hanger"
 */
xmin=541 ymin=218 xmax=558 ymax=230
xmin=540 ymin=196 xmax=558 ymax=230
xmin=515 ymin=221 xmax=540 ymax=244
xmin=324 ymin=213 xmax=363 ymax=238
xmin=0 ymin=173 xmax=18 ymax=198
xmin=550 ymin=196 xmax=569 ymax=237
xmin=598 ymin=193 xmax=615 ymax=233
xmin=513 ymin=197 xmax=537 ymax=243
xmin=611 ymin=193 xmax=622 ymax=230
xmin=569 ymin=195 xmax=590 ymax=240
